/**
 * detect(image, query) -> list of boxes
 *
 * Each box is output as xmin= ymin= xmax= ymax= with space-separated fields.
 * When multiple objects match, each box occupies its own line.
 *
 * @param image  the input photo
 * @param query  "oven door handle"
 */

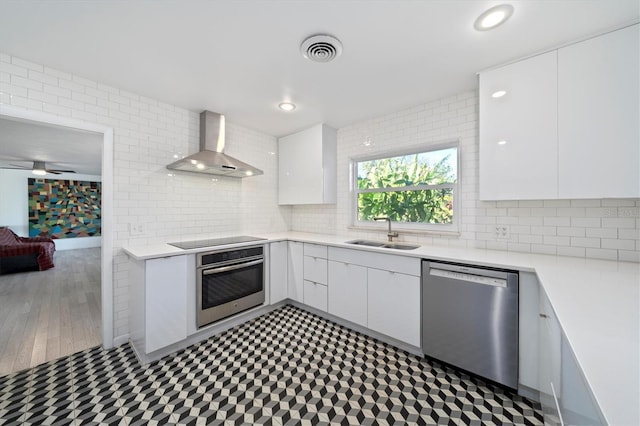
xmin=202 ymin=259 xmax=263 ymax=275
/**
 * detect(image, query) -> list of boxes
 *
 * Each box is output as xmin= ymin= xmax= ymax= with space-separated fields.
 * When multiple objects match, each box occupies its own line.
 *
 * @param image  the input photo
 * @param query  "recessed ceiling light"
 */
xmin=245 ymin=171 xmax=254 ymax=176
xmin=196 ymin=163 xmax=206 ymax=170
xmin=279 ymin=102 xmax=296 ymax=112
xmin=474 ymin=4 xmax=514 ymax=31
xmin=497 ymin=140 xmax=507 ymax=145
xmin=492 ymin=90 xmax=507 ymax=98
xmin=32 ymin=169 xmax=47 ymax=175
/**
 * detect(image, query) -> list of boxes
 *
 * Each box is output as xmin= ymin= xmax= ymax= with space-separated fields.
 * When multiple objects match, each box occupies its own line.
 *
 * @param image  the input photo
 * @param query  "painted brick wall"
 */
xmin=0 ymin=52 xmax=291 ymax=339
xmin=290 ymin=90 xmax=640 ymax=263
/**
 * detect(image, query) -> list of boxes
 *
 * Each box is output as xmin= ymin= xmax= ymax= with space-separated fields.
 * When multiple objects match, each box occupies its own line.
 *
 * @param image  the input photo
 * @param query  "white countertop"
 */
xmin=123 ymin=231 xmax=640 ymax=425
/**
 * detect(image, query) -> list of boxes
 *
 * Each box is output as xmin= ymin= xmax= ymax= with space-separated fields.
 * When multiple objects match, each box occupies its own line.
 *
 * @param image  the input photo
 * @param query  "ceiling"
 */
xmin=0 ymin=117 xmax=103 ymax=175
xmin=0 ymin=1 xmax=638 ymax=140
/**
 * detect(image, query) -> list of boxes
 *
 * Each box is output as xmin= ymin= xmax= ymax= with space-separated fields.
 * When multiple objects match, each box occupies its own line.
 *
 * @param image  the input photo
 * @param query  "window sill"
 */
xmin=346 ymin=225 xmax=460 ymax=238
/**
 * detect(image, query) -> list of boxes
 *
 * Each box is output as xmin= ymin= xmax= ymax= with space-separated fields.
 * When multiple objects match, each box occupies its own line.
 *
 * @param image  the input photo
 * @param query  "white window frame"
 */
xmin=349 ymin=140 xmax=460 ymax=235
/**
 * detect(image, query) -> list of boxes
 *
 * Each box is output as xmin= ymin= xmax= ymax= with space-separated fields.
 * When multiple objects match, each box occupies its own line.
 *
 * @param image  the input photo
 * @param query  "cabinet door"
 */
xmin=539 ymin=292 xmax=562 ymax=425
xmin=287 ymin=241 xmax=304 ymax=302
xmin=278 ymin=125 xmax=324 ymax=205
xmin=328 ymin=260 xmax=367 ymax=327
xmin=479 ymin=51 xmax=558 ymax=200
xmin=559 ymin=336 xmax=606 ymax=425
xmin=558 ymin=24 xmax=639 ymax=198
xmin=269 ymin=242 xmax=288 ymax=304
xmin=367 ymin=268 xmax=420 ymax=347
xmin=303 ymin=280 xmax=328 ymax=312
xmin=145 ymin=256 xmax=188 ymax=353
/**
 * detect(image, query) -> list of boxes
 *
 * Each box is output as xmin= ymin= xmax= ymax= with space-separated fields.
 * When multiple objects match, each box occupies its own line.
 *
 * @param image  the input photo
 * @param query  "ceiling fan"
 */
xmin=0 ymin=160 xmax=76 ymax=175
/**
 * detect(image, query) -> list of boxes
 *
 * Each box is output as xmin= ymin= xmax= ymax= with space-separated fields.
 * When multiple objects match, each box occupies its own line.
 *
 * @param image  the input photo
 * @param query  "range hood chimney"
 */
xmin=166 ymin=111 xmax=264 ymax=178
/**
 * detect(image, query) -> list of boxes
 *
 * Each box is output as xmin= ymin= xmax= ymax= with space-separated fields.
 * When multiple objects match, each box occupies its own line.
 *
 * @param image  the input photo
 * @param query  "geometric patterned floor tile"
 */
xmin=0 ymin=305 xmax=544 ymax=425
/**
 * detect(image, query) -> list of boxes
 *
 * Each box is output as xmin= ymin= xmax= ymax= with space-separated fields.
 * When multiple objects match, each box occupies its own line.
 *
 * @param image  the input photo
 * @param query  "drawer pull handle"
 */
xmin=539 ymin=313 xmax=549 ymax=319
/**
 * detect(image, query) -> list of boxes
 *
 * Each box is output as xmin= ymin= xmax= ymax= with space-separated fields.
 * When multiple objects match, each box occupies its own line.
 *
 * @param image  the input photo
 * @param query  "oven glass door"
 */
xmin=201 ymin=259 xmax=263 ymax=309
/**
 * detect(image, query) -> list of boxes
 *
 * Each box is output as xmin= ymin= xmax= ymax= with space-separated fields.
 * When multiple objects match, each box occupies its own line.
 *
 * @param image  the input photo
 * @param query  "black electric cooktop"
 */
xmin=168 ymin=235 xmax=266 ymax=250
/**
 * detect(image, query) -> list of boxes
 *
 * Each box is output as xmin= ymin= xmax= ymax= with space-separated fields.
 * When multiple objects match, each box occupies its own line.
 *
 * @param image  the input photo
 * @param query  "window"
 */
xmin=352 ymin=144 xmax=458 ymax=231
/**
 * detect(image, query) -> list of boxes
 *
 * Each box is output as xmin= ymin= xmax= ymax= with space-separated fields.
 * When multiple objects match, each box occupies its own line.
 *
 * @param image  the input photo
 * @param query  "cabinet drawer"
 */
xmin=304 ymin=243 xmax=328 ymax=259
xmin=328 ymin=246 xmax=420 ymax=276
xmin=303 ymin=280 xmax=328 ymax=312
xmin=304 ymin=256 xmax=327 ymax=284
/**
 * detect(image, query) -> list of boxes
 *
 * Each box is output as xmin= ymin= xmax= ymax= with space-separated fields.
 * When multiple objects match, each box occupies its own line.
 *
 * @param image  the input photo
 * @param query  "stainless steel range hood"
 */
xmin=166 ymin=111 xmax=263 ymax=178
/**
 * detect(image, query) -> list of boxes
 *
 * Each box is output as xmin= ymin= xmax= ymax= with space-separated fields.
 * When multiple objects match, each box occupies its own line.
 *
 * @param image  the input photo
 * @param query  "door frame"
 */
xmin=0 ymin=105 xmax=115 ymax=348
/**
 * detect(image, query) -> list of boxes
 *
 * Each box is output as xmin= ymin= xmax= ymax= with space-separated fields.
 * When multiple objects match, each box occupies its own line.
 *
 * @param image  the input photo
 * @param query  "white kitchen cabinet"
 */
xmin=303 ymin=280 xmax=328 ymax=312
xmin=327 ymin=260 xmax=368 ymax=327
xmin=278 ymin=123 xmax=337 ymax=205
xmin=130 ymin=255 xmax=188 ymax=356
xmin=367 ymin=268 xmax=420 ymax=347
xmin=558 ymin=24 xmax=639 ymax=199
xmin=538 ymin=290 xmax=563 ymax=425
xmin=269 ymin=241 xmax=288 ymax=304
xmin=559 ymin=337 xmax=605 ymax=425
xmin=479 ymin=51 xmax=558 ymax=200
xmin=519 ymin=272 xmax=540 ymax=392
xmin=479 ymin=24 xmax=639 ymax=201
xmin=287 ymin=241 xmax=304 ymax=302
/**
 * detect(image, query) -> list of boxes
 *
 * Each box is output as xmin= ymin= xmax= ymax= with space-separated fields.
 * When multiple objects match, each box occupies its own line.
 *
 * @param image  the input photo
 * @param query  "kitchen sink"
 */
xmin=345 ymin=240 xmax=420 ymax=250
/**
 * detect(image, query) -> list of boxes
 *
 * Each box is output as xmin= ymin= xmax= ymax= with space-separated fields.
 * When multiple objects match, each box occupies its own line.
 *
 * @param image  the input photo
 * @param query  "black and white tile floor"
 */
xmin=0 ymin=305 xmax=543 ymax=425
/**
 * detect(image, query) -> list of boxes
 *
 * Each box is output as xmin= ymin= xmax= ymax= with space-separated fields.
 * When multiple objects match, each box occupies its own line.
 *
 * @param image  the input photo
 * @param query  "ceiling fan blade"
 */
xmin=47 ymin=169 xmax=76 ymax=174
xmin=0 ymin=165 xmax=30 ymax=170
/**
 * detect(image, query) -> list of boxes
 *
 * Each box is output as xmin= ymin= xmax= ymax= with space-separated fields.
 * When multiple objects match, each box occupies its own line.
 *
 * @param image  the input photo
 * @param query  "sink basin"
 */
xmin=345 ymin=239 xmax=385 ymax=247
xmin=345 ymin=240 xmax=420 ymax=250
xmin=380 ymin=242 xmax=420 ymax=250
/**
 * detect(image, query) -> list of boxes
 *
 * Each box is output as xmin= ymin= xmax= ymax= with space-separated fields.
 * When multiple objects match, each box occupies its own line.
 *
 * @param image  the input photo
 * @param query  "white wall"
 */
xmin=0 ymin=169 xmax=102 ymax=250
xmin=290 ymin=90 xmax=640 ymax=263
xmin=0 ymin=52 xmax=291 ymax=339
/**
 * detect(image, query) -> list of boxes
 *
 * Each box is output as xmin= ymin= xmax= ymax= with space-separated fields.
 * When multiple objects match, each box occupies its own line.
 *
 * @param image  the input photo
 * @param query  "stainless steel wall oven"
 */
xmin=196 ymin=245 xmax=265 ymax=328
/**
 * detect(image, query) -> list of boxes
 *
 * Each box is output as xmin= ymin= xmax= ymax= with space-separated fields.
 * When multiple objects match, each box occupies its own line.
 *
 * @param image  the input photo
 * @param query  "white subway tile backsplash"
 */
xmin=557 ymin=246 xmax=586 ymax=258
xmin=601 ymin=238 xmax=635 ymax=250
xmin=602 ymin=218 xmax=636 ymax=228
xmin=557 ymin=227 xmax=585 ymax=237
xmin=570 ymin=237 xmax=600 ymax=248
xmin=571 ymin=217 xmax=601 ymax=228
xmin=543 ymin=217 xmax=571 ymax=227
xmin=585 ymin=248 xmax=618 ymax=261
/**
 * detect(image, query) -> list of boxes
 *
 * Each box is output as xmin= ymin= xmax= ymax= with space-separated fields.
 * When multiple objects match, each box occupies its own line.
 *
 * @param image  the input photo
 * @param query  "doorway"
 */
xmin=0 ymin=105 xmax=113 ymax=375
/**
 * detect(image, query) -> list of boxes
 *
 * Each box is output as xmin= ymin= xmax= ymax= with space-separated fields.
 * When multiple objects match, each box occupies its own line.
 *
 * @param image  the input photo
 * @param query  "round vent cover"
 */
xmin=300 ymin=34 xmax=343 ymax=63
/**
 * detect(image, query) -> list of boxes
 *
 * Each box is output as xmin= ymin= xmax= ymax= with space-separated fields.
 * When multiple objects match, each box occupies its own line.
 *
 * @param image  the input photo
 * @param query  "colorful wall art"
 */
xmin=28 ymin=178 xmax=101 ymax=238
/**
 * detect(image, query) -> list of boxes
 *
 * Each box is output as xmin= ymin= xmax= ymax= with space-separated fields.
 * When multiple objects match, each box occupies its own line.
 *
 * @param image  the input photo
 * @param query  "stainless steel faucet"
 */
xmin=374 ymin=217 xmax=399 ymax=242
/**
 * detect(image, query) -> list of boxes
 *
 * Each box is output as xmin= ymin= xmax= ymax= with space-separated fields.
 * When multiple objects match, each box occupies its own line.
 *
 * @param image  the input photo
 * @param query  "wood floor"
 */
xmin=0 ymin=247 xmax=101 ymax=376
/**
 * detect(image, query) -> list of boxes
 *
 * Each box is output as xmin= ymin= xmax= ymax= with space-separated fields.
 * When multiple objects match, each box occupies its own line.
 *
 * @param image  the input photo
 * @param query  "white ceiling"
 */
xmin=0 ymin=1 xmax=638 ymax=140
xmin=0 ymin=117 xmax=103 ymax=175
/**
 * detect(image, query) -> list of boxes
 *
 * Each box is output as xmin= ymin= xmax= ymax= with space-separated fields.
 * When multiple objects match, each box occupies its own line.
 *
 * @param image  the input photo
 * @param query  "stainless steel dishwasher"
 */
xmin=422 ymin=260 xmax=519 ymax=389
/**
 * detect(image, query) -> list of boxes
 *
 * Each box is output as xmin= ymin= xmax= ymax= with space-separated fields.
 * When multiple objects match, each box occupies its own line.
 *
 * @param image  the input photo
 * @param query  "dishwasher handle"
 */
xmin=429 ymin=268 xmax=508 ymax=288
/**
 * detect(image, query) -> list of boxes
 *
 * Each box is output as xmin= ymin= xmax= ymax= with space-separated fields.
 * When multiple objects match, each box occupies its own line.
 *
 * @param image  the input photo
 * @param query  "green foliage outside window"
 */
xmin=356 ymin=148 xmax=457 ymax=224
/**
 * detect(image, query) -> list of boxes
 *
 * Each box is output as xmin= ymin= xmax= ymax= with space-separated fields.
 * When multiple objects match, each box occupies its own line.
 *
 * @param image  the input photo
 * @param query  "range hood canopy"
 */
xmin=166 ymin=111 xmax=264 ymax=178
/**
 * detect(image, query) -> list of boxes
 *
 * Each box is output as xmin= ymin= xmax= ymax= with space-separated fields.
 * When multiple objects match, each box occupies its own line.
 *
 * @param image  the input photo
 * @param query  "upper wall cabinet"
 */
xmin=479 ymin=51 xmax=559 ymax=200
xmin=278 ymin=124 xmax=337 ymax=205
xmin=479 ymin=24 xmax=639 ymax=200
xmin=558 ymin=25 xmax=639 ymax=199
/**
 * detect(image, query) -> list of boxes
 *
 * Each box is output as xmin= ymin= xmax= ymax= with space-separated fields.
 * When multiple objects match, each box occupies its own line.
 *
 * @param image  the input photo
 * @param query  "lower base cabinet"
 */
xmin=130 ymin=255 xmax=188 ymax=357
xmin=327 ymin=260 xmax=367 ymax=327
xmin=269 ymin=241 xmax=288 ymax=304
xmin=368 ymin=268 xmax=420 ymax=347
xmin=539 ymin=290 xmax=605 ymax=425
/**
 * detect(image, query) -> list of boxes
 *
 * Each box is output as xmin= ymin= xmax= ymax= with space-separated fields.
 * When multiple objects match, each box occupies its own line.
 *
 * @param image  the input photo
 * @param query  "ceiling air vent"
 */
xmin=300 ymin=34 xmax=343 ymax=63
